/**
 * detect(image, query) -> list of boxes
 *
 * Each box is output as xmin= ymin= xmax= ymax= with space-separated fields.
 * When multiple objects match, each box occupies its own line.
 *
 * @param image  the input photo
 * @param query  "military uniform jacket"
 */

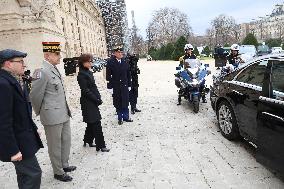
xmin=0 ymin=69 xmax=43 ymax=162
xmin=77 ymin=68 xmax=102 ymax=123
xmin=30 ymin=60 xmax=71 ymax=126
xmin=106 ymin=56 xmax=131 ymax=109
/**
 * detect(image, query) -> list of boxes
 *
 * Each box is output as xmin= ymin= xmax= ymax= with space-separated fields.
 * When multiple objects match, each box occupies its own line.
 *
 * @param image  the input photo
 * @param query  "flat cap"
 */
xmin=0 ymin=49 xmax=27 ymax=64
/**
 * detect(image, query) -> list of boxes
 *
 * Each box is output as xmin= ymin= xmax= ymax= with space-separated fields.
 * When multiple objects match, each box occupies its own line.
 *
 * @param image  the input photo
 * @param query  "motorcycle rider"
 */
xmin=177 ymin=44 xmax=207 ymax=105
xmin=227 ymin=44 xmax=244 ymax=68
xmin=179 ymin=43 xmax=196 ymax=68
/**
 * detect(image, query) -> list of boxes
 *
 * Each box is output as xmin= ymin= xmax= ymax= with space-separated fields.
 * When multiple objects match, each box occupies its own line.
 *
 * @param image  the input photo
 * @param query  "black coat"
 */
xmin=0 ymin=69 xmax=43 ymax=162
xmin=106 ymin=56 xmax=131 ymax=109
xmin=77 ymin=68 xmax=102 ymax=123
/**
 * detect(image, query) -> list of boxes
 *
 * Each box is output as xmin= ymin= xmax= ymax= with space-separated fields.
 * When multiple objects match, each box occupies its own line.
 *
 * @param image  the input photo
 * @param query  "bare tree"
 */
xmin=146 ymin=7 xmax=192 ymax=48
xmin=209 ymin=14 xmax=239 ymax=46
xmin=205 ymin=28 xmax=215 ymax=49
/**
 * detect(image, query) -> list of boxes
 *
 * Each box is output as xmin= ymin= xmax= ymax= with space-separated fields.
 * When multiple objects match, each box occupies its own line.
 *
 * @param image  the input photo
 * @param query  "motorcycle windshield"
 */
xmin=184 ymin=59 xmax=208 ymax=82
xmin=184 ymin=59 xmax=201 ymax=68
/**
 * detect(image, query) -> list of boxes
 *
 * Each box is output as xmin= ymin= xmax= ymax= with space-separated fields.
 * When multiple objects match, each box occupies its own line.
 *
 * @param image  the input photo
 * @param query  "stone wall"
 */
xmin=0 ymin=0 xmax=107 ymax=73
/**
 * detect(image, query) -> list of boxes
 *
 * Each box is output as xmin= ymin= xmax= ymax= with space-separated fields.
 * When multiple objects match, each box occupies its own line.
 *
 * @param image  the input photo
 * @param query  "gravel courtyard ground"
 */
xmin=0 ymin=59 xmax=283 ymax=189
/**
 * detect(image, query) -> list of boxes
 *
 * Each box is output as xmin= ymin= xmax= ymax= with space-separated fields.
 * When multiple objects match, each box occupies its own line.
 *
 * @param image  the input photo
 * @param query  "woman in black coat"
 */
xmin=77 ymin=54 xmax=109 ymax=152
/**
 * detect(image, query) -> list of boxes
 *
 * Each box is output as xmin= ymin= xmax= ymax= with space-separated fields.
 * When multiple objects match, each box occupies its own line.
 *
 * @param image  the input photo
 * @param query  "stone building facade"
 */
xmin=0 ymin=0 xmax=107 ymax=72
xmin=239 ymin=3 xmax=284 ymax=43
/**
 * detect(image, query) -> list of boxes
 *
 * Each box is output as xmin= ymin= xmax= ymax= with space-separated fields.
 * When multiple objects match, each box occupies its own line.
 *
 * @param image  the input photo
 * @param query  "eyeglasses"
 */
xmin=10 ymin=60 xmax=25 ymax=65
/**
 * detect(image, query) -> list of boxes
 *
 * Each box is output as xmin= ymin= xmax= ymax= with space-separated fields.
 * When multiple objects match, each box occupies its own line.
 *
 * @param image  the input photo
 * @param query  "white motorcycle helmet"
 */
xmin=184 ymin=43 xmax=194 ymax=51
xmin=230 ymin=44 xmax=239 ymax=51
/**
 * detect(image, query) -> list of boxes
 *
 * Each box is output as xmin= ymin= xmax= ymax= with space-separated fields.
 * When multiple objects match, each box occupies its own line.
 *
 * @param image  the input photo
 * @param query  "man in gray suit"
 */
xmin=30 ymin=42 xmax=76 ymax=182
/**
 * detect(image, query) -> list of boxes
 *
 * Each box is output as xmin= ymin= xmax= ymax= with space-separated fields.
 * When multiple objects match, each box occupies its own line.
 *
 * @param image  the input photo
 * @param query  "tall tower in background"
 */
xmin=129 ymin=10 xmax=139 ymax=54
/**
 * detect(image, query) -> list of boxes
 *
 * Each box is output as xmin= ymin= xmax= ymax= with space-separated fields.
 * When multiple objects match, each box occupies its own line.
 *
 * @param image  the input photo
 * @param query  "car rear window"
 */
xmin=272 ymin=63 xmax=284 ymax=93
xmin=236 ymin=60 xmax=268 ymax=87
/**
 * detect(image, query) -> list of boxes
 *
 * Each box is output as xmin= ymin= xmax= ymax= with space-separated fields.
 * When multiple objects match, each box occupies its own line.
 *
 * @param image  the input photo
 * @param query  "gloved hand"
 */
xmin=128 ymin=87 xmax=131 ymax=91
xmin=97 ymin=99 xmax=103 ymax=106
xmin=108 ymin=89 xmax=113 ymax=95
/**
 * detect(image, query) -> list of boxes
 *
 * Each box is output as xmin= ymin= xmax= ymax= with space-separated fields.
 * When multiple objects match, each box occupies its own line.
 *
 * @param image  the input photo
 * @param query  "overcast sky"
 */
xmin=124 ymin=0 xmax=284 ymax=38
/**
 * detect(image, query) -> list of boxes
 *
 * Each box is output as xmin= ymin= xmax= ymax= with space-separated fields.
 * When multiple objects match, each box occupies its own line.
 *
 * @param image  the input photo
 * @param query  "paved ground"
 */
xmin=1 ymin=59 xmax=284 ymax=189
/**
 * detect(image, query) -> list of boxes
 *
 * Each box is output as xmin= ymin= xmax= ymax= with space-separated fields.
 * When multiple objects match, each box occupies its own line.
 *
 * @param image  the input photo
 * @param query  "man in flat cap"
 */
xmin=106 ymin=45 xmax=133 ymax=125
xmin=30 ymin=42 xmax=76 ymax=182
xmin=0 ymin=49 xmax=43 ymax=189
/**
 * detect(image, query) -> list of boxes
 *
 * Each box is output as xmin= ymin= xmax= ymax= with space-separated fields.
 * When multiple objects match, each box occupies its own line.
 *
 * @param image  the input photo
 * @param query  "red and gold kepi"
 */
xmin=42 ymin=42 xmax=61 ymax=53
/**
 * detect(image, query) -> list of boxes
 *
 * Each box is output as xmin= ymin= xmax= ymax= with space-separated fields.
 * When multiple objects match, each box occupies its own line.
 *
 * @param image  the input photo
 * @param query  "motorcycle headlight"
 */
xmin=190 ymin=79 xmax=199 ymax=87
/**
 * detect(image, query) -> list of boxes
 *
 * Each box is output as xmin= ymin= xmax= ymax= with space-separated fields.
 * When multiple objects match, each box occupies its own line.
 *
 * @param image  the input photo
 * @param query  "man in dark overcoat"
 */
xmin=0 ymin=49 xmax=43 ymax=189
xmin=106 ymin=46 xmax=133 ymax=125
xmin=127 ymin=53 xmax=141 ymax=114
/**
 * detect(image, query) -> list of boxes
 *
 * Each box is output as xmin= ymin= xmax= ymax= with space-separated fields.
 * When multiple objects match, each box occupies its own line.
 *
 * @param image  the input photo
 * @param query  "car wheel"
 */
xmin=217 ymin=100 xmax=240 ymax=140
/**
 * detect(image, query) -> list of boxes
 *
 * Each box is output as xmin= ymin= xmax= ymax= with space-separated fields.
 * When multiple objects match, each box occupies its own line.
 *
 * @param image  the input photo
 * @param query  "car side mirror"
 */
xmin=176 ymin=66 xmax=181 ymax=70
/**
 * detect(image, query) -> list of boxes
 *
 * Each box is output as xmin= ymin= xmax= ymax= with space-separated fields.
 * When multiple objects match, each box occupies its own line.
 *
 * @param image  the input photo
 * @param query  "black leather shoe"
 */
xmin=131 ymin=110 xmax=135 ymax=114
xmin=63 ymin=166 xmax=77 ymax=173
xmin=101 ymin=147 xmax=110 ymax=152
xmin=83 ymin=142 xmax=96 ymax=147
xmin=118 ymin=120 xmax=123 ymax=125
xmin=134 ymin=108 xmax=141 ymax=112
xmin=54 ymin=174 xmax=73 ymax=182
xmin=124 ymin=119 xmax=133 ymax=122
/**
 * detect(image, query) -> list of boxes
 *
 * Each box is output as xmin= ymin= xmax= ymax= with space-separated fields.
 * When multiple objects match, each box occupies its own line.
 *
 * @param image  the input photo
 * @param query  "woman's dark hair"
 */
xmin=78 ymin=54 xmax=93 ymax=69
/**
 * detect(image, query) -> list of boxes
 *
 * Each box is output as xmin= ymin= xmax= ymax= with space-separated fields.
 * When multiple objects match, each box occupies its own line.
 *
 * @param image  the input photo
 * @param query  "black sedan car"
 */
xmin=210 ymin=54 xmax=284 ymax=175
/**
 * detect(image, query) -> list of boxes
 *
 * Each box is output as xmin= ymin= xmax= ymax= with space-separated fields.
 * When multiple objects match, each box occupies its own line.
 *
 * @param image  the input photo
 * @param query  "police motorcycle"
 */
xmin=175 ymin=59 xmax=211 ymax=113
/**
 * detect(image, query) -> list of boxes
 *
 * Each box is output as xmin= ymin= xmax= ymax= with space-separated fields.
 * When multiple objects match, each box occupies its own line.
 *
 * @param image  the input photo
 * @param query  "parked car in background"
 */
xmin=92 ymin=57 xmax=106 ymax=73
xmin=239 ymin=45 xmax=257 ymax=62
xmin=271 ymin=47 xmax=283 ymax=54
xmin=210 ymin=53 xmax=284 ymax=176
xmin=257 ymin=44 xmax=271 ymax=56
xmin=146 ymin=55 xmax=152 ymax=61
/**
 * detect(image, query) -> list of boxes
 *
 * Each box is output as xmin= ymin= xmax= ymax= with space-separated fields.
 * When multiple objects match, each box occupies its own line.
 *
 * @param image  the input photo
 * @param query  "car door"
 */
xmin=228 ymin=60 xmax=268 ymax=141
xmin=257 ymin=60 xmax=284 ymax=175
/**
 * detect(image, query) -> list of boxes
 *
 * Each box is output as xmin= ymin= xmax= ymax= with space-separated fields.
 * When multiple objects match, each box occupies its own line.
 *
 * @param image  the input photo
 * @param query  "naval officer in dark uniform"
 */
xmin=106 ymin=46 xmax=133 ymax=125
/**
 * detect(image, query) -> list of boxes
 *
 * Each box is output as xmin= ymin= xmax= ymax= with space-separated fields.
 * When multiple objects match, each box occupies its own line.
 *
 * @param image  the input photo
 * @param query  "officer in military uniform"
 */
xmin=127 ymin=53 xmax=141 ymax=114
xmin=30 ymin=42 xmax=76 ymax=182
xmin=226 ymin=44 xmax=244 ymax=68
xmin=106 ymin=45 xmax=133 ymax=125
xmin=179 ymin=43 xmax=196 ymax=68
